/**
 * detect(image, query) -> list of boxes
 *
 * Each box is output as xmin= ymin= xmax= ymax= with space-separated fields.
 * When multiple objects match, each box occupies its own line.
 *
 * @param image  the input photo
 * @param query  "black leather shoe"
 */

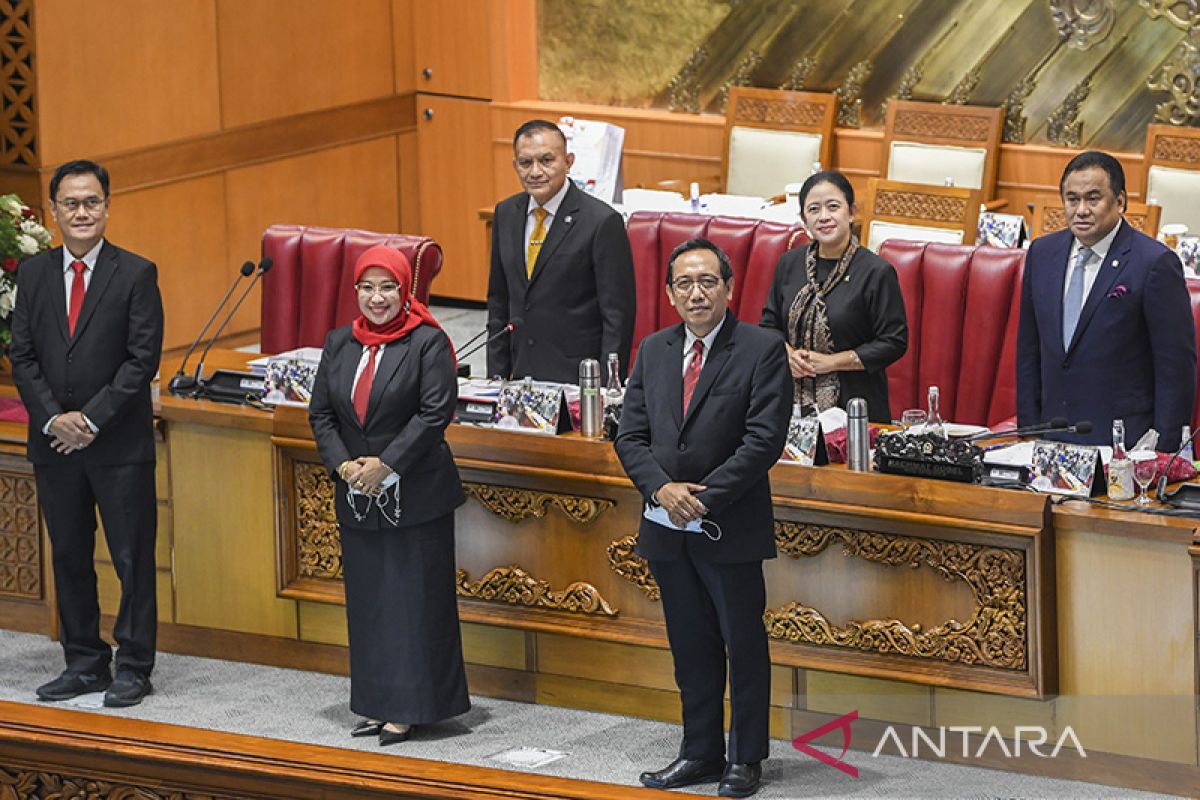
xmin=378 ymin=725 xmax=412 ymax=746
xmin=36 ymin=671 xmax=111 ymax=701
xmin=351 ymin=720 xmax=384 ymax=738
xmin=103 ymin=671 xmax=153 ymax=708
xmin=639 ymin=757 xmax=726 ymax=789
xmin=718 ymin=762 xmax=762 ymax=798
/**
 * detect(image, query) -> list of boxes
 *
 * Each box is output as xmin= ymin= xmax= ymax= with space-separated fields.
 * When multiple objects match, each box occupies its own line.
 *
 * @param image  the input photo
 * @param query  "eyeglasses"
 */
xmin=355 ymin=281 xmax=401 ymax=297
xmin=670 ymin=276 xmax=725 ymax=295
xmin=55 ymin=196 xmax=106 ymax=213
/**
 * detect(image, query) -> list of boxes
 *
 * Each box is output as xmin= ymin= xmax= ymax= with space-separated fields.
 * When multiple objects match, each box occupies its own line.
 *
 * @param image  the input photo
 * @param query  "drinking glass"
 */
xmin=901 ymin=409 xmax=927 ymax=434
xmin=1133 ymin=454 xmax=1158 ymax=506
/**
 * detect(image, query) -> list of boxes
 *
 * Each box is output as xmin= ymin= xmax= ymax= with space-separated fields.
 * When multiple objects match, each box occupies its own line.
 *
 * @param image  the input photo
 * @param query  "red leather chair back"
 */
xmin=260 ymin=225 xmax=443 ymax=354
xmin=626 ymin=211 xmax=807 ymax=364
xmin=880 ymin=241 xmax=1025 ymax=426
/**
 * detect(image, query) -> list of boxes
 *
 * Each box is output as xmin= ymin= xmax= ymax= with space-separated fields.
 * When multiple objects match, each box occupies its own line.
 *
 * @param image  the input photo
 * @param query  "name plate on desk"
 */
xmin=780 ymin=415 xmax=827 ymax=466
xmin=1029 ymin=441 xmax=1104 ymax=497
xmin=494 ymin=380 xmax=570 ymax=435
xmin=875 ymin=432 xmax=982 ymax=483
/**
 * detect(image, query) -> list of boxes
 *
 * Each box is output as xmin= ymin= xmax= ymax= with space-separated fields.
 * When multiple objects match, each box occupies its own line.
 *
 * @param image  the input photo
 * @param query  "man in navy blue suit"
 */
xmin=1017 ymin=150 xmax=1196 ymax=451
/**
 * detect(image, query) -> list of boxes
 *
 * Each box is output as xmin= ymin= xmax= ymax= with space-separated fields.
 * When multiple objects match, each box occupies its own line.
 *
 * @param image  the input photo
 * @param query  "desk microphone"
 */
xmin=963 ymin=417 xmax=1070 ymax=442
xmin=1157 ymin=425 xmax=1200 ymax=506
xmin=168 ymin=260 xmax=255 ymax=395
xmin=456 ymin=320 xmax=519 ymax=365
xmin=193 ymin=257 xmax=273 ymax=385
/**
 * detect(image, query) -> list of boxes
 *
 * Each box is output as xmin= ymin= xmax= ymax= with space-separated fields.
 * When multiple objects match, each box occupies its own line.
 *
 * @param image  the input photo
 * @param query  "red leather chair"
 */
xmin=880 ymin=241 xmax=1025 ymax=427
xmin=260 ymin=225 xmax=443 ymax=354
xmin=625 ymin=211 xmax=807 ymax=364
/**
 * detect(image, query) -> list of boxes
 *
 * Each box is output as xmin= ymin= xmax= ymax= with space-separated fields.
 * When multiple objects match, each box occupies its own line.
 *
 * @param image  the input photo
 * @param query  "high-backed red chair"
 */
xmin=260 ymin=225 xmax=443 ymax=354
xmin=626 ymin=211 xmax=807 ymax=364
xmin=880 ymin=241 xmax=1025 ymax=427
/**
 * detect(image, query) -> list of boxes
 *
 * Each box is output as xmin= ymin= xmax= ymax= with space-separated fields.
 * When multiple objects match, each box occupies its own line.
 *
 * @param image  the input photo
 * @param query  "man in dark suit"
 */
xmin=615 ymin=239 xmax=791 ymax=798
xmin=10 ymin=160 xmax=164 ymax=707
xmin=1017 ymin=150 xmax=1196 ymax=451
xmin=486 ymin=119 xmax=635 ymax=384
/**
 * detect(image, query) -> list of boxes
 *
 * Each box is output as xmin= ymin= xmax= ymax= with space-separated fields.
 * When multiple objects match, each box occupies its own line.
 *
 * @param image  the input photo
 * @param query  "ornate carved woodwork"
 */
xmin=1148 ymin=41 xmax=1200 ymax=126
xmin=718 ymin=50 xmax=764 ymax=114
xmin=292 ymin=462 xmax=343 ymax=580
xmin=834 ymin=60 xmax=871 ymax=128
xmin=455 ymin=565 xmax=617 ymax=616
xmin=733 ymin=95 xmax=827 ymax=128
xmin=667 ymin=46 xmax=707 ymax=113
xmin=873 ymin=189 xmax=970 ymax=224
xmin=1046 ymin=77 xmax=1093 ymax=147
xmin=766 ymin=522 xmax=1027 ymax=670
xmin=1050 ymin=0 xmax=1117 ymax=49
xmin=0 ymin=468 xmax=40 ymax=600
xmin=463 ymin=482 xmax=612 ymax=525
xmin=778 ymin=56 xmax=817 ymax=92
xmin=1152 ymin=131 xmax=1200 ymax=164
xmin=891 ymin=109 xmax=992 ymax=142
xmin=0 ymin=766 xmax=235 ymax=799
xmin=606 ymin=534 xmax=660 ymax=600
xmin=0 ymin=0 xmax=37 ymax=166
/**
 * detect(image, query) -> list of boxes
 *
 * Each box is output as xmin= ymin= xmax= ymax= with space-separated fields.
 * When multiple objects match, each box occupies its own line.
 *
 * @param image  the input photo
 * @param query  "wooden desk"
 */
xmin=3 ymin=350 xmax=1200 ymax=791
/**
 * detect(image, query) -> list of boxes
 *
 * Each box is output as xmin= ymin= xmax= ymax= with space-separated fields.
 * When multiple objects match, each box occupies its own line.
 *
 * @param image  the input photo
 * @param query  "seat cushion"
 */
xmin=726 ymin=127 xmax=822 ymax=198
xmin=867 ymin=222 xmax=964 ymax=252
xmin=887 ymin=141 xmax=987 ymax=190
xmin=1147 ymin=164 xmax=1200 ymax=235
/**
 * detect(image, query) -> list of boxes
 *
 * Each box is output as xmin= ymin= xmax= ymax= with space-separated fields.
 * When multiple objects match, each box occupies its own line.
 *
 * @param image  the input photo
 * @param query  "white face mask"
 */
xmin=642 ymin=503 xmax=722 ymax=541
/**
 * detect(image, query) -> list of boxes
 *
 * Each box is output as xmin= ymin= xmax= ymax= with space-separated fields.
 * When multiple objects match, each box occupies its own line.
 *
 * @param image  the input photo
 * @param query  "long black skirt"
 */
xmin=341 ymin=512 xmax=470 ymax=724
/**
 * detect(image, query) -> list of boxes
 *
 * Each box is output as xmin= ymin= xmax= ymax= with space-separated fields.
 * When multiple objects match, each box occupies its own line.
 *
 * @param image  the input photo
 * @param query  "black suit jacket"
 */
xmin=759 ymin=243 xmax=908 ymax=423
xmin=615 ymin=313 xmax=792 ymax=563
xmin=486 ymin=181 xmax=636 ymax=383
xmin=10 ymin=242 xmax=163 ymax=465
xmin=308 ymin=323 xmax=465 ymax=530
xmin=1017 ymin=221 xmax=1196 ymax=450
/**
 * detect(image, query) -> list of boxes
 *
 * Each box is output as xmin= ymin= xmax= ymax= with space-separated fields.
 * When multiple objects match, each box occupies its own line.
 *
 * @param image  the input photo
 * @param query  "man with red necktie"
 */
xmin=616 ymin=239 xmax=791 ymax=798
xmin=10 ymin=160 xmax=164 ymax=708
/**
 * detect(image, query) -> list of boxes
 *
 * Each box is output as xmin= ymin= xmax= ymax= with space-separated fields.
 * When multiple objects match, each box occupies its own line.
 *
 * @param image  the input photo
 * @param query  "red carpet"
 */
xmin=0 ymin=397 xmax=28 ymax=423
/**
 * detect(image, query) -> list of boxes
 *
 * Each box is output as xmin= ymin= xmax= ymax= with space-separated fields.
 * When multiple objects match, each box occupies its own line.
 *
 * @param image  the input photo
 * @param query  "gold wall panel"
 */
xmin=539 ymin=0 xmax=1200 ymax=152
xmin=0 ymin=466 xmax=40 ymax=600
xmin=0 ymin=0 xmax=36 ymax=166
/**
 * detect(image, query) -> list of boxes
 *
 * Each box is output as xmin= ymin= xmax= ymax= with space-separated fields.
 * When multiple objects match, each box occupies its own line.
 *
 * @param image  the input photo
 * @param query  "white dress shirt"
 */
xmin=60 ymin=239 xmax=102 ymax=316
xmin=1063 ymin=219 xmax=1122 ymax=305
xmin=524 ymin=180 xmax=570 ymax=270
xmin=351 ymin=342 xmax=386 ymax=401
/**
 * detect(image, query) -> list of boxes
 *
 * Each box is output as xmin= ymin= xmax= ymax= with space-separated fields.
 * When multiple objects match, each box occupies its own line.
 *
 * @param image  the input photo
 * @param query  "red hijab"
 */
xmin=350 ymin=246 xmax=441 ymax=347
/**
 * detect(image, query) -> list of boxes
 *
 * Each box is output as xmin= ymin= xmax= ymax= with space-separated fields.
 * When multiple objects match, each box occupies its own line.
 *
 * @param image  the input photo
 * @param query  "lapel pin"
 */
xmin=1111 ymin=259 xmax=1119 ymax=268
xmin=843 ymin=275 xmax=850 ymax=282
xmin=565 ymin=215 xmax=573 ymax=224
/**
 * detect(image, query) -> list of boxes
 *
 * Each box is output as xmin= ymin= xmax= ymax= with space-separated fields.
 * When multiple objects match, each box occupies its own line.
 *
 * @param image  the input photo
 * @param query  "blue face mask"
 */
xmin=642 ymin=503 xmax=722 ymax=541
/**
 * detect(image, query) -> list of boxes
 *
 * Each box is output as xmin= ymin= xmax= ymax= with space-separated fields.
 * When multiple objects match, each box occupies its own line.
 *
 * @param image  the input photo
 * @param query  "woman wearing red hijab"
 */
xmin=309 ymin=245 xmax=469 ymax=745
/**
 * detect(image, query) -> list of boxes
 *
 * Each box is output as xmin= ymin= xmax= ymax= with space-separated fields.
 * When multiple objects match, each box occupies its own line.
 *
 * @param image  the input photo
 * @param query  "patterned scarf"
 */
xmin=786 ymin=237 xmax=859 ymax=413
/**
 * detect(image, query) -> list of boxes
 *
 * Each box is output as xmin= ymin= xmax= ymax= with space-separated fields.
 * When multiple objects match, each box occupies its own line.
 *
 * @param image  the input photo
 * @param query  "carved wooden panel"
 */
xmin=463 ymin=482 xmax=612 ymax=525
xmin=873 ymin=189 xmax=970 ymax=223
xmin=0 ymin=469 xmax=40 ymax=600
xmin=0 ymin=766 xmax=235 ymax=799
xmin=455 ymin=566 xmax=617 ymax=616
xmin=733 ymin=96 xmax=826 ymax=128
xmin=606 ymin=534 xmax=659 ymax=600
xmin=1153 ymin=134 xmax=1200 ymax=166
xmin=0 ymin=0 xmax=37 ymax=166
xmin=292 ymin=462 xmax=342 ymax=581
xmin=766 ymin=522 xmax=1027 ymax=671
xmin=891 ymin=109 xmax=993 ymax=143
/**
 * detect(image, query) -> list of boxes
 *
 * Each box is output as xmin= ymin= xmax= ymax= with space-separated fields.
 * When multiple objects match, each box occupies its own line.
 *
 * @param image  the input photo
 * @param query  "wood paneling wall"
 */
xmin=22 ymin=0 xmax=1147 ymax=339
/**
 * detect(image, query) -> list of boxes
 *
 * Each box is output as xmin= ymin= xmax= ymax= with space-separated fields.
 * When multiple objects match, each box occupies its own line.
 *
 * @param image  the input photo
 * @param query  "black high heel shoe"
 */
xmin=379 ymin=724 xmax=412 ymax=746
xmin=350 ymin=719 xmax=384 ymax=738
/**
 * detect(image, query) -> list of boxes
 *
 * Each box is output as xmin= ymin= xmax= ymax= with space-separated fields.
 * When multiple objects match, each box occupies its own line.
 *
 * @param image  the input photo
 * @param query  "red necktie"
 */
xmin=352 ymin=345 xmax=379 ymax=425
xmin=68 ymin=260 xmax=86 ymax=336
xmin=682 ymin=339 xmax=704 ymax=414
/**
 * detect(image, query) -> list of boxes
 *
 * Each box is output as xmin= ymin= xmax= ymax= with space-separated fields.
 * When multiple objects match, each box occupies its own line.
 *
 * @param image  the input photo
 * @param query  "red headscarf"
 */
xmin=350 ymin=246 xmax=442 ymax=347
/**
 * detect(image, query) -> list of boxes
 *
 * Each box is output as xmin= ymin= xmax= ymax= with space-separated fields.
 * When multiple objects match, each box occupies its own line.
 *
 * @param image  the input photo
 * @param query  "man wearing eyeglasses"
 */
xmin=485 ymin=119 xmax=635 ymax=383
xmin=10 ymin=160 xmax=164 ymax=708
xmin=615 ymin=239 xmax=791 ymax=798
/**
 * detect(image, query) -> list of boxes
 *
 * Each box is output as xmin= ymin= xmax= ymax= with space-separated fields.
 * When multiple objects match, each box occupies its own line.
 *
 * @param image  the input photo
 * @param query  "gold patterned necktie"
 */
xmin=527 ymin=207 xmax=549 ymax=278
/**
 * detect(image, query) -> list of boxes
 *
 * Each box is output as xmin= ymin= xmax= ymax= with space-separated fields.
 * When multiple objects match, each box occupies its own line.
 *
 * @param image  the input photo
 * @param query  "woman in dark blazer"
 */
xmin=760 ymin=170 xmax=908 ymax=423
xmin=308 ymin=245 xmax=469 ymax=746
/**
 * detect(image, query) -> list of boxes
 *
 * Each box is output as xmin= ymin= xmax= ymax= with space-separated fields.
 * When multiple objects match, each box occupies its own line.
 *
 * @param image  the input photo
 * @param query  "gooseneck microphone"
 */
xmin=168 ymin=260 xmax=255 ymax=395
xmin=964 ymin=417 xmax=1071 ymax=442
xmin=193 ymin=257 xmax=273 ymax=386
xmin=456 ymin=320 xmax=518 ymax=364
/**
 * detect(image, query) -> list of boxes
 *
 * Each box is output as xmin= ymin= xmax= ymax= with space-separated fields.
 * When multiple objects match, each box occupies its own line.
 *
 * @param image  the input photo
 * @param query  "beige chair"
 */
xmin=881 ymin=100 xmax=1004 ymax=207
xmin=860 ymin=179 xmax=981 ymax=252
xmin=658 ymin=87 xmax=836 ymax=200
xmin=1030 ymin=194 xmax=1162 ymax=239
xmin=1144 ymin=124 xmax=1200 ymax=235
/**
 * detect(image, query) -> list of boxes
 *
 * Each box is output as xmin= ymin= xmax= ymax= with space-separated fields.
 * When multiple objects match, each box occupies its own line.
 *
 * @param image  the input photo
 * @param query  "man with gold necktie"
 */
xmin=1017 ymin=150 xmax=1195 ymax=450
xmin=10 ymin=160 xmax=164 ymax=707
xmin=486 ymin=119 xmax=635 ymax=384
